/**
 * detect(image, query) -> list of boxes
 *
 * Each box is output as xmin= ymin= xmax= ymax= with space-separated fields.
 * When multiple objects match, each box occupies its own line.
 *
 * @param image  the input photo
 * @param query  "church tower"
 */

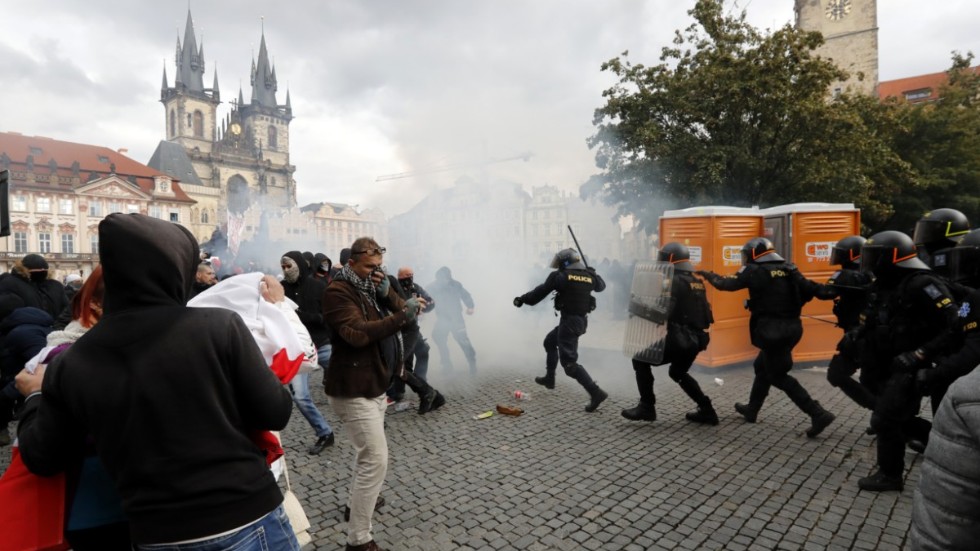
xmin=795 ymin=0 xmax=878 ymax=96
xmin=161 ymin=10 xmax=220 ymax=149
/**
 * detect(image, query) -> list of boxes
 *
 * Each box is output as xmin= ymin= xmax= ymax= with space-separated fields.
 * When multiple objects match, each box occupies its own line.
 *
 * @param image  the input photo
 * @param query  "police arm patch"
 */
xmin=923 ymin=284 xmax=943 ymax=300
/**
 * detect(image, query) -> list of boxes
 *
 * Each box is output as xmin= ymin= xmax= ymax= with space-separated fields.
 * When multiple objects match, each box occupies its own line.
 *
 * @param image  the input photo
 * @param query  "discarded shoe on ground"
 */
xmin=496 ymin=404 xmax=524 ymax=416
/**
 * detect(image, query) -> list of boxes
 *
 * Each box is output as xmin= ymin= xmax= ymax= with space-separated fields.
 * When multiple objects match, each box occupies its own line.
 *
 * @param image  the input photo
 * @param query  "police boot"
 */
xmin=535 ymin=371 xmax=556 ymax=390
xmin=735 ymin=377 xmax=770 ymax=423
xmin=858 ymin=469 xmax=903 ymax=492
xmin=685 ymin=398 xmax=719 ymax=426
xmin=622 ymin=401 xmax=656 ymax=421
xmin=585 ymin=386 xmax=608 ymax=413
xmin=805 ymin=401 xmax=835 ymax=438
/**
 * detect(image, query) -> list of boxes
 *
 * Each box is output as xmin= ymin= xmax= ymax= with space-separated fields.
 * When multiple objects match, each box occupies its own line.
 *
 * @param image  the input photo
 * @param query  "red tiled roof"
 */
xmin=879 ymin=65 xmax=980 ymax=104
xmin=0 ymin=132 xmax=194 ymax=203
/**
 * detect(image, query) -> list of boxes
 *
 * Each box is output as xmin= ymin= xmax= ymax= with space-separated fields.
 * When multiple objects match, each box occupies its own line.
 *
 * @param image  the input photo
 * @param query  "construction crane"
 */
xmin=375 ymin=151 xmax=533 ymax=182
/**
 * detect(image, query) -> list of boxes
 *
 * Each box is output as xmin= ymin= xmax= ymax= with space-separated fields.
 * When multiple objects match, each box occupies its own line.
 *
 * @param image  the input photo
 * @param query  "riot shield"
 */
xmin=623 ymin=261 xmax=673 ymax=364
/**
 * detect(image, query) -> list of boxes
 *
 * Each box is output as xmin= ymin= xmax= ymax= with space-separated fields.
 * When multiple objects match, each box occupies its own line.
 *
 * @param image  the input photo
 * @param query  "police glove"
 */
xmin=837 ymin=330 xmax=860 ymax=355
xmin=404 ymin=297 xmax=422 ymax=322
xmin=513 ymin=296 xmax=524 ymax=308
xmin=695 ymin=270 xmax=713 ymax=280
xmin=892 ymin=349 xmax=925 ymax=372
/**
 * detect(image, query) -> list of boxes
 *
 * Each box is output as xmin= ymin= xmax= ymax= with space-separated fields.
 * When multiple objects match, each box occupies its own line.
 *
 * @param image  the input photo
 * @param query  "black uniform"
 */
xmin=817 ymin=268 xmax=877 ymax=410
xmin=866 ymin=270 xmax=959 ymax=482
xmin=701 ymin=261 xmax=835 ymax=435
xmin=517 ymin=264 xmax=608 ymax=411
xmin=921 ymin=285 xmax=980 ymax=411
xmin=626 ymin=271 xmax=714 ymax=421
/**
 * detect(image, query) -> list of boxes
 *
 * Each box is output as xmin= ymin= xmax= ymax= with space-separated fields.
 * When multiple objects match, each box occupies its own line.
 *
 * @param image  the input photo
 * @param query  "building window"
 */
xmin=61 ymin=234 xmax=74 ymax=254
xmin=201 ymin=210 xmax=209 ymax=224
xmin=268 ymin=125 xmax=278 ymax=149
xmin=108 ymin=201 xmax=122 ymax=214
xmin=89 ymin=201 xmax=103 ymax=217
xmin=90 ymin=234 xmax=99 ymax=254
xmin=12 ymin=196 xmax=26 ymax=211
xmin=149 ymin=205 xmax=162 ymax=219
xmin=13 ymin=232 xmax=27 ymax=254
xmin=187 ymin=114 xmax=192 ymax=128
xmin=59 ymin=198 xmax=73 ymax=215
xmin=38 ymin=232 xmax=51 ymax=253
xmin=170 ymin=109 xmax=176 ymax=137
xmin=905 ymin=88 xmax=932 ymax=101
xmin=127 ymin=204 xmax=139 ymax=214
xmin=36 ymin=197 xmax=51 ymax=213
xmin=193 ymin=110 xmax=204 ymax=138
xmin=170 ymin=211 xmax=179 ymax=223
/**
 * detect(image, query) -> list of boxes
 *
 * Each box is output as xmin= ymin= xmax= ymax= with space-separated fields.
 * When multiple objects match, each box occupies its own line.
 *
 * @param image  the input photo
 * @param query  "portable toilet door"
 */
xmin=762 ymin=203 xmax=861 ymax=364
xmin=660 ymin=206 xmax=764 ymax=368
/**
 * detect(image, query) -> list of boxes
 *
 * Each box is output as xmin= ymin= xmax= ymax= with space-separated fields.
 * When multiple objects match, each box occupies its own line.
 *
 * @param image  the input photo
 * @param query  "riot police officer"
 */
xmin=514 ymin=248 xmax=608 ymax=412
xmin=913 ymin=207 xmax=971 ymax=262
xmin=817 ymin=236 xmax=877 ymax=410
xmin=698 ymin=237 xmax=835 ymax=438
xmin=855 ymin=231 xmax=959 ymax=491
xmin=622 ymin=243 xmax=717 ymax=424
xmin=916 ymin=229 xmax=980 ymax=412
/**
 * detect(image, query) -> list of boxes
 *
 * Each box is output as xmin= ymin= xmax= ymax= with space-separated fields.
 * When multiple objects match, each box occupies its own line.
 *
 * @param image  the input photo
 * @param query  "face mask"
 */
xmin=281 ymin=258 xmax=300 ymax=283
xmin=399 ymin=277 xmax=413 ymax=290
xmin=319 ymin=262 xmax=330 ymax=274
xmin=29 ymin=271 xmax=47 ymax=283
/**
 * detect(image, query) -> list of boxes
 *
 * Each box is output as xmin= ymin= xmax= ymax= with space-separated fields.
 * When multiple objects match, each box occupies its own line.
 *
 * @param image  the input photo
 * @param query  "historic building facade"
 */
xmin=0 ymin=132 xmax=195 ymax=279
xmin=149 ymin=10 xmax=296 ymax=246
xmin=795 ymin=0 xmax=879 ymax=96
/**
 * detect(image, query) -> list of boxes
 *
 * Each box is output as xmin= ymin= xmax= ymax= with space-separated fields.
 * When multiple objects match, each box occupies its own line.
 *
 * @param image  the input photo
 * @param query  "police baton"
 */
xmin=801 ymin=313 xmax=839 ymax=327
xmin=567 ymin=225 xmax=591 ymax=270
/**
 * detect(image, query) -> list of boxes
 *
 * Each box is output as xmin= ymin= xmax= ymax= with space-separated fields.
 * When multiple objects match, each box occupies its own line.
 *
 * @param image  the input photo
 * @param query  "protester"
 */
xmin=0 ymin=253 xmax=69 ymax=320
xmin=428 ymin=266 xmax=477 ymax=374
xmin=187 ymin=262 xmax=217 ymax=300
xmin=324 ymin=237 xmax=424 ymax=551
xmin=14 ymin=213 xmax=298 ymax=549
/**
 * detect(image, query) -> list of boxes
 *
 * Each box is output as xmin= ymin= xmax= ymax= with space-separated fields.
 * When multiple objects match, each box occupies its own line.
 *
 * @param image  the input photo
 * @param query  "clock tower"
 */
xmin=795 ymin=0 xmax=878 ymax=96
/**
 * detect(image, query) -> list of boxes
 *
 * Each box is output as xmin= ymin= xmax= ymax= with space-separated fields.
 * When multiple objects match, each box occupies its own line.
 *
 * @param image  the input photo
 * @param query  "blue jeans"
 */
xmin=289 ymin=371 xmax=332 ymax=439
xmin=317 ymin=343 xmax=332 ymax=370
xmin=136 ymin=504 xmax=299 ymax=550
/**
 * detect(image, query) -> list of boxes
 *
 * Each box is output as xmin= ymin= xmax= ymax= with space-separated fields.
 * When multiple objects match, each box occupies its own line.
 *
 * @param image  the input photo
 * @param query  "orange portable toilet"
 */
xmin=659 ymin=206 xmax=764 ymax=368
xmin=761 ymin=203 xmax=861 ymax=364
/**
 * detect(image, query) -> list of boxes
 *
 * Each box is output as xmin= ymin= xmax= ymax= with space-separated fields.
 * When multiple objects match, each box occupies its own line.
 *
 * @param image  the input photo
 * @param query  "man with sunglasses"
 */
xmin=323 ymin=238 xmax=424 ymax=551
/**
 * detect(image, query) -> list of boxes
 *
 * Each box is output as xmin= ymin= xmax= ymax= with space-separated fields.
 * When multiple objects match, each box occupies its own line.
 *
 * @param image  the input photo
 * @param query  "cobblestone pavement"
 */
xmin=1 ymin=348 xmax=923 ymax=550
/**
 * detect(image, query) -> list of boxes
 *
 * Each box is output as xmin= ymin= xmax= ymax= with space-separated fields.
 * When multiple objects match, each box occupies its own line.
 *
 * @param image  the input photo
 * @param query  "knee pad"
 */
xmin=562 ymin=363 xmax=582 ymax=378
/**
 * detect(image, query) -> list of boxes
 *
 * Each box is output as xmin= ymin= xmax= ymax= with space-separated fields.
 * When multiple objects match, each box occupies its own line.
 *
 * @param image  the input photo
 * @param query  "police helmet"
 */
xmin=658 ymin=242 xmax=695 ymax=272
xmin=944 ymin=229 xmax=980 ymax=285
xmin=860 ymin=230 xmax=930 ymax=275
xmin=912 ymin=208 xmax=971 ymax=254
xmin=741 ymin=237 xmax=784 ymax=265
xmin=550 ymin=248 xmax=582 ymax=270
xmin=829 ymin=235 xmax=866 ymax=268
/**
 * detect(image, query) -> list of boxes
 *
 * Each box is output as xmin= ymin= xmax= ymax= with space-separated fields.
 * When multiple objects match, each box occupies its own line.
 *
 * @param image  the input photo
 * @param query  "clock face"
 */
xmin=825 ymin=0 xmax=852 ymax=21
xmin=230 ymin=123 xmax=242 ymax=136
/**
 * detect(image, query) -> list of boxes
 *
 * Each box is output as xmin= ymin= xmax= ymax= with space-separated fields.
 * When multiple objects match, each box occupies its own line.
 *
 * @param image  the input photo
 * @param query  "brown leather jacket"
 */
xmin=323 ymin=279 xmax=409 ymax=398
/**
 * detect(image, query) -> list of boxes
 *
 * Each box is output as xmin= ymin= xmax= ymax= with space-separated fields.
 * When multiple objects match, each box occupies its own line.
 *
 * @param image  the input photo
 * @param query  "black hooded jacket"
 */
xmin=281 ymin=250 xmax=330 ymax=347
xmin=428 ymin=266 xmax=474 ymax=324
xmin=16 ymin=213 xmax=293 ymax=544
xmin=0 ymin=264 xmax=69 ymax=321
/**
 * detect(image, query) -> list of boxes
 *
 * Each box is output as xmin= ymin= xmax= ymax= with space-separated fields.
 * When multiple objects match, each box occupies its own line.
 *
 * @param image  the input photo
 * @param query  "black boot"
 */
xmin=858 ymin=469 xmax=903 ymax=492
xmin=805 ymin=400 xmax=835 ymax=438
xmin=685 ymin=399 xmax=719 ymax=425
xmin=535 ymin=372 xmax=556 ymax=390
xmin=734 ymin=403 xmax=759 ymax=423
xmin=585 ymin=387 xmax=608 ymax=413
xmin=622 ymin=401 xmax=656 ymax=421
xmin=736 ymin=376 xmax=770 ymax=423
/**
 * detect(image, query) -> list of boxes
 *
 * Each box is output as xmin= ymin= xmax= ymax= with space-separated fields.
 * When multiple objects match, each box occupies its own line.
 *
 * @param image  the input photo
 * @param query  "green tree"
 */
xmin=584 ymin=0 xmax=914 ymax=231
xmin=882 ymin=53 xmax=980 ymax=232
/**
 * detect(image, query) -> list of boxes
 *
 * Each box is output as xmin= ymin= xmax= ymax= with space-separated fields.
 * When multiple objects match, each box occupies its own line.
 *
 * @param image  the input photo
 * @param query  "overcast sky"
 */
xmin=3 ymin=0 xmax=978 ymax=217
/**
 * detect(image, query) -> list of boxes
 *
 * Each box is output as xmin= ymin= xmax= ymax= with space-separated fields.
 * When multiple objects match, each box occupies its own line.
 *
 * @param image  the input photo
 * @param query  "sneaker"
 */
xmin=685 ymin=407 xmax=719 ymax=426
xmin=344 ymin=496 xmax=386 ymax=522
xmin=308 ymin=434 xmax=334 ymax=455
xmin=734 ymin=403 xmax=758 ymax=423
xmin=858 ymin=470 xmax=903 ymax=492
xmin=534 ymin=376 xmax=555 ymax=390
xmin=585 ymin=389 xmax=608 ymax=413
xmin=621 ymin=402 xmax=657 ymax=421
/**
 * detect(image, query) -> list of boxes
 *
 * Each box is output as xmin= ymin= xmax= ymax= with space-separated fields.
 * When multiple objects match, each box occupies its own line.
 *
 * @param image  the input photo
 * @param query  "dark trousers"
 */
xmin=871 ymin=371 xmax=931 ymax=477
xmin=389 ymin=329 xmax=432 ymax=397
xmin=543 ymin=314 xmax=599 ymax=394
xmin=745 ymin=317 xmax=817 ymax=415
xmin=433 ymin=317 xmax=476 ymax=371
xmin=632 ymin=325 xmax=708 ymax=407
xmin=826 ymin=352 xmax=878 ymax=410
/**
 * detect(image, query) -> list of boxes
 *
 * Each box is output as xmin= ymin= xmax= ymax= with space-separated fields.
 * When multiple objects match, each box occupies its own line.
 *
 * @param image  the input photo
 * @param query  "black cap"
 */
xmin=22 ymin=254 xmax=48 ymax=271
